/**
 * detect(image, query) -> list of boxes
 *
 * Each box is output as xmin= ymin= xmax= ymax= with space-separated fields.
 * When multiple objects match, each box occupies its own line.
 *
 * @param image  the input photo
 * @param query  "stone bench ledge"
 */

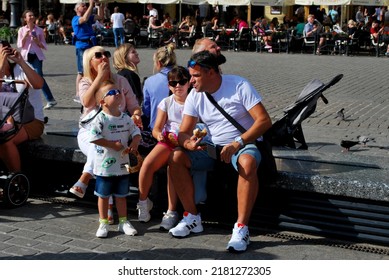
xmin=23 ymin=134 xmax=389 ymax=202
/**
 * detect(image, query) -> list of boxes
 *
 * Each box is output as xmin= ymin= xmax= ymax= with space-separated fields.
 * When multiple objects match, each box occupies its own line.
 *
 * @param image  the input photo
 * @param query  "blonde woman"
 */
xmin=69 ymin=46 xmax=142 ymax=223
xmin=142 ymin=43 xmax=177 ymax=131
xmin=113 ymin=43 xmax=142 ymax=105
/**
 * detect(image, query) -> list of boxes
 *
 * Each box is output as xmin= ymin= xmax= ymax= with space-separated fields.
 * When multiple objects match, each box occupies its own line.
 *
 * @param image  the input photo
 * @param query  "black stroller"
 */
xmin=0 ymin=79 xmax=34 ymax=207
xmin=268 ymin=74 xmax=344 ymax=149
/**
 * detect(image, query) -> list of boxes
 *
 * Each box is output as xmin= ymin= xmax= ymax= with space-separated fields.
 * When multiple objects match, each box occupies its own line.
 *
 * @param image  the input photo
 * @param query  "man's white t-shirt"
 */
xmin=90 ymin=112 xmax=140 ymax=176
xmin=149 ymin=8 xmax=158 ymax=20
xmin=183 ymin=75 xmax=262 ymax=146
xmin=111 ymin=12 xmax=124 ymax=29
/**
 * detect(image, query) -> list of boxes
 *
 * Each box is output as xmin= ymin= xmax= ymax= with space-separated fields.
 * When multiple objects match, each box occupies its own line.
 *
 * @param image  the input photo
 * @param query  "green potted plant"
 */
xmin=0 ymin=26 xmax=18 ymax=43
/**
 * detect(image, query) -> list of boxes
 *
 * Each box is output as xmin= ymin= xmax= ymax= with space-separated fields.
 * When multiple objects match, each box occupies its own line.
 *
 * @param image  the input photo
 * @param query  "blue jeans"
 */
xmin=27 ymin=53 xmax=55 ymax=102
xmin=75 ymin=48 xmax=86 ymax=74
xmin=113 ymin=27 xmax=125 ymax=47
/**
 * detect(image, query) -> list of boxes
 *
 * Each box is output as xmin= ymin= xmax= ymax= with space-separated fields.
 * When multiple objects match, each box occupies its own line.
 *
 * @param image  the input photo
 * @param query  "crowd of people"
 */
xmin=1 ymin=0 xmax=389 ymax=254
xmin=15 ymin=2 xmax=389 ymax=56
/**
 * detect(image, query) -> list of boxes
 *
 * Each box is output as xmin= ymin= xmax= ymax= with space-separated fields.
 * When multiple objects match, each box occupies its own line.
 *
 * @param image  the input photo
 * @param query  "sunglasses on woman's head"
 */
xmin=168 ymin=79 xmax=188 ymax=87
xmin=94 ymin=51 xmax=111 ymax=59
xmin=102 ymin=89 xmax=120 ymax=99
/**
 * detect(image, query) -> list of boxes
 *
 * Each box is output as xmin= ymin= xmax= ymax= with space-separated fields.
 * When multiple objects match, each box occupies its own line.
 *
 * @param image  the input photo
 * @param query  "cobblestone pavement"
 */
xmin=1 ymin=198 xmax=389 ymax=260
xmin=0 ymin=44 xmax=388 ymax=260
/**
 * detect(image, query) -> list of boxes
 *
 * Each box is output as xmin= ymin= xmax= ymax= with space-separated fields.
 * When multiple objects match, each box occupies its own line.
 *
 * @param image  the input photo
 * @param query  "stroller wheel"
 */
xmin=0 ymin=172 xmax=30 ymax=207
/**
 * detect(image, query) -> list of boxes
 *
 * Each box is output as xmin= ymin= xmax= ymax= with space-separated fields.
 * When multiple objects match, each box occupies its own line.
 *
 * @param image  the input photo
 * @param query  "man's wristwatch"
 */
xmin=234 ymin=136 xmax=244 ymax=147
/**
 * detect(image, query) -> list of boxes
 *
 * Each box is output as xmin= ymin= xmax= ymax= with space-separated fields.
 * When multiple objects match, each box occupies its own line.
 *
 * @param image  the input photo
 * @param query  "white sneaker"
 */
xmin=264 ymin=45 xmax=272 ymax=49
xmin=118 ymin=220 xmax=137 ymax=236
xmin=159 ymin=211 xmax=179 ymax=231
xmin=96 ymin=222 xmax=109 ymax=238
xmin=73 ymin=96 xmax=81 ymax=103
xmin=136 ymin=198 xmax=153 ymax=222
xmin=226 ymin=223 xmax=250 ymax=252
xmin=43 ymin=100 xmax=57 ymax=110
xmin=169 ymin=212 xmax=203 ymax=237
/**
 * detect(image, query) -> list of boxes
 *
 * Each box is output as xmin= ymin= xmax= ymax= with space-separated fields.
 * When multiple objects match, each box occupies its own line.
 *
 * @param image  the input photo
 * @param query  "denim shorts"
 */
xmin=76 ymin=48 xmax=86 ymax=74
xmin=185 ymin=148 xmax=216 ymax=171
xmin=94 ymin=175 xmax=129 ymax=198
xmin=231 ymin=143 xmax=261 ymax=171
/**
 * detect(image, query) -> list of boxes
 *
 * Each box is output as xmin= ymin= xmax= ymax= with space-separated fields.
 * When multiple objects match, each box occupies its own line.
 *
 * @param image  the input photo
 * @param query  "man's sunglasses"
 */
xmin=94 ymin=51 xmax=111 ymax=59
xmin=168 ymin=79 xmax=188 ymax=87
xmin=102 ymin=89 xmax=120 ymax=99
xmin=187 ymin=60 xmax=208 ymax=69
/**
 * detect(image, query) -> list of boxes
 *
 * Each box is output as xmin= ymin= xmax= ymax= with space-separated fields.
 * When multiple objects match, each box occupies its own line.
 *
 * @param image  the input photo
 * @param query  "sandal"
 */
xmin=69 ymin=181 xmax=87 ymax=198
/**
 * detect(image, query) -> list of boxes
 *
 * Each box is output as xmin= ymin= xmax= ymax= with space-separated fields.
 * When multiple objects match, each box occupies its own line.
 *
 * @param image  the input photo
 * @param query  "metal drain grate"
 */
xmin=266 ymin=232 xmax=389 ymax=256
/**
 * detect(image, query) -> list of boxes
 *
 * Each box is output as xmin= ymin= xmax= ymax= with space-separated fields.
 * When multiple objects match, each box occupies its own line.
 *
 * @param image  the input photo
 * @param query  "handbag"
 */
xmin=205 ymin=92 xmax=277 ymax=185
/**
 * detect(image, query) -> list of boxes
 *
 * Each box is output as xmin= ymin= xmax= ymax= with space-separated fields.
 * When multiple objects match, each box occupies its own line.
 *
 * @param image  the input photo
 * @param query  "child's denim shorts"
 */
xmin=94 ymin=175 xmax=129 ymax=198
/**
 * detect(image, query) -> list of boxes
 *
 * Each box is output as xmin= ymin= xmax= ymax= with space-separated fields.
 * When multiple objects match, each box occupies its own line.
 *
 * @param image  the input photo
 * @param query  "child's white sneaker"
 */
xmin=96 ymin=222 xmax=109 ymax=238
xmin=118 ymin=220 xmax=137 ymax=236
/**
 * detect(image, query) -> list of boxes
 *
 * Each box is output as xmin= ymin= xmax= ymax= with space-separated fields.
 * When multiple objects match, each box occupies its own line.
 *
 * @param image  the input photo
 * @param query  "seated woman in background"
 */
xmin=178 ymin=15 xmax=196 ymax=47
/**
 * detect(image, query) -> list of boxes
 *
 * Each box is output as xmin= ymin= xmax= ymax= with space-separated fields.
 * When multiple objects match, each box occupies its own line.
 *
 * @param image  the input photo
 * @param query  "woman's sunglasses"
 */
xmin=94 ymin=51 xmax=111 ymax=59
xmin=168 ymin=79 xmax=188 ymax=87
xmin=102 ymin=89 xmax=120 ymax=99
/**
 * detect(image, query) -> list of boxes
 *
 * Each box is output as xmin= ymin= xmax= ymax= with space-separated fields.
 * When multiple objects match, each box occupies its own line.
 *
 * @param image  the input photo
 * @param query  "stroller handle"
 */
xmin=317 ymin=74 xmax=343 ymax=105
xmin=322 ymin=74 xmax=343 ymax=91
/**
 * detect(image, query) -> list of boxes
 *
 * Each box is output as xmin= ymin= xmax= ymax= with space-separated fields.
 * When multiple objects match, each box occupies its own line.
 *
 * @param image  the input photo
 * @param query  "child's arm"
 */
xmin=121 ymin=134 xmax=141 ymax=155
xmin=129 ymin=134 xmax=141 ymax=150
xmin=152 ymin=108 xmax=168 ymax=142
xmin=91 ymin=139 xmax=124 ymax=152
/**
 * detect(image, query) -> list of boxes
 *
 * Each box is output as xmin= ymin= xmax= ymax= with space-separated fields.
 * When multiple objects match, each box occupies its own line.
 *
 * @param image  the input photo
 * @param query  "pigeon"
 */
xmin=336 ymin=108 xmax=345 ymax=120
xmin=341 ymin=140 xmax=359 ymax=151
xmin=357 ymin=135 xmax=370 ymax=145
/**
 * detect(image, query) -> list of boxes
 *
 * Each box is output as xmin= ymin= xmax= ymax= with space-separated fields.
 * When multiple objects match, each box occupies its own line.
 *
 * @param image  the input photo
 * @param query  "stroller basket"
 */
xmin=0 ymin=79 xmax=33 ymax=143
xmin=268 ymin=74 xmax=343 ymax=149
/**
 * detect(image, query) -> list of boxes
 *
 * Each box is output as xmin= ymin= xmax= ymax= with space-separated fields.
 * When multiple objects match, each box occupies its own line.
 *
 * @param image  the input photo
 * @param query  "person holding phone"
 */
xmin=0 ymin=41 xmax=44 ymax=172
xmin=17 ymin=10 xmax=57 ymax=110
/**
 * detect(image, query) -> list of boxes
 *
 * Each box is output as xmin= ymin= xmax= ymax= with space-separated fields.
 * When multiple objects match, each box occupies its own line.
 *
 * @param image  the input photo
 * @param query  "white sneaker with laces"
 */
xmin=226 ymin=223 xmax=250 ymax=252
xmin=159 ymin=211 xmax=179 ymax=230
xmin=169 ymin=212 xmax=203 ymax=237
xmin=73 ymin=98 xmax=81 ymax=104
xmin=118 ymin=220 xmax=137 ymax=236
xmin=43 ymin=100 xmax=57 ymax=110
xmin=136 ymin=198 xmax=153 ymax=222
xmin=96 ymin=222 xmax=109 ymax=238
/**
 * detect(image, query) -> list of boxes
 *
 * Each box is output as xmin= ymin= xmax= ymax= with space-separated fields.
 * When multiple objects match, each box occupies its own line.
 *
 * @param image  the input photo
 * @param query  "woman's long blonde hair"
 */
xmin=113 ymin=43 xmax=138 ymax=73
xmin=83 ymin=46 xmax=115 ymax=82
